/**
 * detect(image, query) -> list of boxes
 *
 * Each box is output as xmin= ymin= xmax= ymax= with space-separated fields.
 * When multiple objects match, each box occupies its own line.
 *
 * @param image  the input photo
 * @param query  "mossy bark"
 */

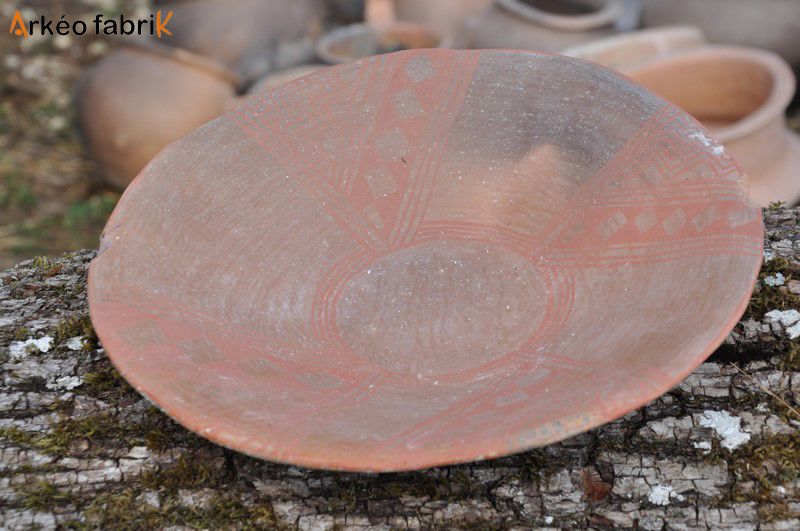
xmin=0 ymin=208 xmax=798 ymax=530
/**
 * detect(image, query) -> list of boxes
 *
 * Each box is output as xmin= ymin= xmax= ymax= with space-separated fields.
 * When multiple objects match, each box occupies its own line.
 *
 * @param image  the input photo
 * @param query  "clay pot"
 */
xmin=642 ymin=0 xmax=800 ymax=69
xmin=155 ymin=0 xmax=324 ymax=81
xmin=465 ymin=0 xmax=637 ymax=52
xmin=365 ymin=0 xmax=493 ymax=46
xmin=563 ymin=25 xmax=705 ymax=72
xmin=89 ymin=49 xmax=762 ymax=472
xmin=316 ymin=22 xmax=441 ymax=64
xmin=628 ymin=46 xmax=800 ymax=206
xmin=76 ymin=41 xmax=237 ymax=190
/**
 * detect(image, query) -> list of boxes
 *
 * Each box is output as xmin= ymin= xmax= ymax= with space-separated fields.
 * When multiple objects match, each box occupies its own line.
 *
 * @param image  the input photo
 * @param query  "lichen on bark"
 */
xmin=0 ymin=209 xmax=798 ymax=529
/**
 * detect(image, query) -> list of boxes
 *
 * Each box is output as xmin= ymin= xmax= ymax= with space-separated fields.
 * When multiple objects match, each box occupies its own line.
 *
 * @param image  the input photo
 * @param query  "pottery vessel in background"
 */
xmin=365 ymin=0 xmax=493 ymax=46
xmin=465 ymin=0 xmax=637 ymax=52
xmin=642 ymin=0 xmax=800 ymax=70
xmin=316 ymin=22 xmax=441 ymax=64
xmin=76 ymin=41 xmax=237 ymax=190
xmin=327 ymin=0 xmax=367 ymax=25
xmin=154 ymin=0 xmax=325 ymax=82
xmin=563 ymin=25 xmax=704 ymax=72
xmin=628 ymin=46 xmax=800 ymax=206
xmin=246 ymin=64 xmax=326 ymax=96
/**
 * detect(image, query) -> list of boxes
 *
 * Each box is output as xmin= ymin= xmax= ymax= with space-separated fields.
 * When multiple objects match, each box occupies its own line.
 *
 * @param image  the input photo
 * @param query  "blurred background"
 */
xmin=1 ymin=0 xmax=798 ymax=269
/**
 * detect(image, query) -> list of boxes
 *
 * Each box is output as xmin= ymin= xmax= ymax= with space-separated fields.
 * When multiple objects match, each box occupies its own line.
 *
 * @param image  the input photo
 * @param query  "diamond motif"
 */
xmin=693 ymin=207 xmax=718 ymax=232
xmin=393 ymin=89 xmax=425 ymax=119
xmin=181 ymin=338 xmax=224 ymax=364
xmin=405 ymin=55 xmax=435 ymax=82
xmin=373 ymin=128 xmax=409 ymax=161
xmin=661 ymin=209 xmax=686 ymax=236
xmin=729 ymin=207 xmax=758 ymax=228
xmin=119 ymin=321 xmax=163 ymax=350
xmin=597 ymin=211 xmax=627 ymax=240
xmin=635 ymin=209 xmax=657 ymax=233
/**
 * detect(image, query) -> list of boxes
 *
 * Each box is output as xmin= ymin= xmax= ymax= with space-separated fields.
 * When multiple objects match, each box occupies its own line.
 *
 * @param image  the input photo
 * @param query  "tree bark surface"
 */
xmin=0 ymin=208 xmax=798 ymax=530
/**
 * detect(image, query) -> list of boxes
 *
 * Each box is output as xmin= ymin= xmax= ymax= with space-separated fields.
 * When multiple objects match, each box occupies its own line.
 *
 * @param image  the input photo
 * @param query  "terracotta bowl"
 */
xmin=642 ymin=0 xmax=800 ymax=70
xmin=365 ymin=0 xmax=493 ymax=47
xmin=89 ymin=49 xmax=763 ymax=472
xmin=465 ymin=0 xmax=634 ymax=52
xmin=563 ymin=25 xmax=706 ymax=72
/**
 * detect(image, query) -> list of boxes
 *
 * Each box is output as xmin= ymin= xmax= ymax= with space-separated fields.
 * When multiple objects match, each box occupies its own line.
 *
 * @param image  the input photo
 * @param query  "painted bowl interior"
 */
xmin=88 ymin=49 xmax=763 ymax=471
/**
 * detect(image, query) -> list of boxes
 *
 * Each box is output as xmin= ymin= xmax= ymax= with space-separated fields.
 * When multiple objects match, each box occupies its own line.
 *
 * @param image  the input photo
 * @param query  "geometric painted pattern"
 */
xmin=88 ymin=49 xmax=763 ymax=472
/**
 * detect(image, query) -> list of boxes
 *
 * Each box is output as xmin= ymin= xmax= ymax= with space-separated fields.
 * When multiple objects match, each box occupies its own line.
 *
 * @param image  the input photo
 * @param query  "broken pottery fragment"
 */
xmin=89 ymin=49 xmax=763 ymax=472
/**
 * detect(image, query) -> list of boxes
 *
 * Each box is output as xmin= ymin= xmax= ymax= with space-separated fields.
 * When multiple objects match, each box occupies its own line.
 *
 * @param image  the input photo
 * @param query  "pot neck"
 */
xmin=496 ymin=0 xmax=624 ymax=31
xmin=696 ymin=47 xmax=796 ymax=172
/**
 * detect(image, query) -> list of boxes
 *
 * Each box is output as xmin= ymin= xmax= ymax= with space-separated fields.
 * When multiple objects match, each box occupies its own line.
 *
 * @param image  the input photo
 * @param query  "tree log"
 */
xmin=0 ymin=208 xmax=798 ymax=530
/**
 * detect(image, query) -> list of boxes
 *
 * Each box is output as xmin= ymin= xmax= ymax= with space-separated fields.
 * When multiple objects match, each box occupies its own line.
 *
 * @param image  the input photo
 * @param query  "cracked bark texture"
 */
xmin=0 ymin=208 xmax=799 ymax=530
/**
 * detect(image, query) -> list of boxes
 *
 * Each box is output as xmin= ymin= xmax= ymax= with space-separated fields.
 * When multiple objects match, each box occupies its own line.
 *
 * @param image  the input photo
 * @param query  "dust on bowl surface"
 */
xmin=88 ymin=49 xmax=763 ymax=471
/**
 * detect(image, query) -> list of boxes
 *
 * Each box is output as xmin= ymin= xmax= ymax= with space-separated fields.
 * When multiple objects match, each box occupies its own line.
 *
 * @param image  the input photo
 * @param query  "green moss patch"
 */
xmin=730 ymin=433 xmax=800 ymax=519
xmin=741 ymin=257 xmax=800 ymax=372
xmin=18 ymin=481 xmax=78 ymax=511
xmin=54 ymin=314 xmax=97 ymax=349
xmin=0 ymin=408 xmax=193 ymax=457
xmin=141 ymin=454 xmax=225 ymax=491
xmin=81 ymin=489 xmax=277 ymax=530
